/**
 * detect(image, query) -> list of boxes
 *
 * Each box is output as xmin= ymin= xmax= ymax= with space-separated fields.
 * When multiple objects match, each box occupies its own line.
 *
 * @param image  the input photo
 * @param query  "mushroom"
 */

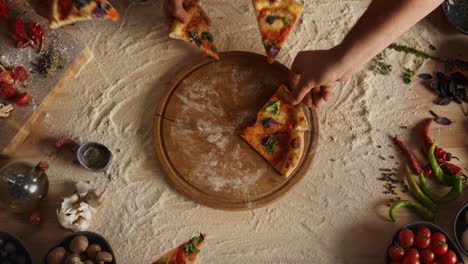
xmin=87 ymin=244 xmax=102 ymax=259
xmin=0 ymin=104 xmax=14 ymax=118
xmin=69 ymin=236 xmax=89 ymax=254
xmin=65 ymin=253 xmax=82 ymax=264
xmin=46 ymin=247 xmax=66 ymax=264
xmin=96 ymin=251 xmax=113 ymax=263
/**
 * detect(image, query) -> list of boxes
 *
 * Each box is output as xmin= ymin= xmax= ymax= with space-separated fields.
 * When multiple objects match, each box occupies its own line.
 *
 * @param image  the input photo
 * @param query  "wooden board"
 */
xmin=0 ymin=0 xmax=91 ymax=156
xmin=154 ymin=51 xmax=319 ymax=210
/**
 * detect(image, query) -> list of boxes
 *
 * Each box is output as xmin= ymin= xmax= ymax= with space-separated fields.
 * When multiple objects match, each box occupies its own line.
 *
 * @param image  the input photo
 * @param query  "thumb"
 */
xmin=173 ymin=0 xmax=189 ymax=23
xmin=291 ymin=77 xmax=316 ymax=105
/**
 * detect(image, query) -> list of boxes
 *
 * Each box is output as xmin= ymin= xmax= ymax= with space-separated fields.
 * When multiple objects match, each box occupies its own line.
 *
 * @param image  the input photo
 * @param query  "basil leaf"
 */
xmin=283 ymin=17 xmax=292 ymax=25
xmin=265 ymin=139 xmax=280 ymax=152
xmin=265 ymin=101 xmax=280 ymax=115
xmin=201 ymin=32 xmax=213 ymax=41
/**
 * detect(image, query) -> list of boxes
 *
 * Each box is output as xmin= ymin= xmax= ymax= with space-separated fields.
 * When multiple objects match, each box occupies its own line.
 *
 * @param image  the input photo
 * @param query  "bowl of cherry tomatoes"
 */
xmin=386 ymin=221 xmax=465 ymax=264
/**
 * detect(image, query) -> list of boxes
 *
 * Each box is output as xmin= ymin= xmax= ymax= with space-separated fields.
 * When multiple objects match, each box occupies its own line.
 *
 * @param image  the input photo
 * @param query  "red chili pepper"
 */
xmin=0 ymin=0 xmax=7 ymax=17
xmin=437 ymin=159 xmax=463 ymax=175
xmin=0 ymin=83 xmax=17 ymax=99
xmin=423 ymin=164 xmax=432 ymax=177
xmin=29 ymin=210 xmax=42 ymax=225
xmin=14 ymin=20 xmax=28 ymax=40
xmin=393 ymin=135 xmax=422 ymax=174
xmin=422 ymin=118 xmax=452 ymax=161
xmin=29 ymin=23 xmax=45 ymax=53
xmin=16 ymin=92 xmax=31 ymax=106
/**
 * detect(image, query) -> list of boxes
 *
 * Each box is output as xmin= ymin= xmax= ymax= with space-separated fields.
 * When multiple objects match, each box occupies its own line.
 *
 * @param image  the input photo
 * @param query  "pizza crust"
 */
xmin=50 ymin=0 xmax=119 ymax=29
xmin=152 ymin=234 xmax=206 ymax=264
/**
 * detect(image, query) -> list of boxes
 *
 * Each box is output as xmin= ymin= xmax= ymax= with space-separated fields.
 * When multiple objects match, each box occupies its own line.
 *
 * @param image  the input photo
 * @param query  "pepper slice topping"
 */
xmin=265 ymin=100 xmax=280 ymax=115
xmin=261 ymin=117 xmax=278 ymax=128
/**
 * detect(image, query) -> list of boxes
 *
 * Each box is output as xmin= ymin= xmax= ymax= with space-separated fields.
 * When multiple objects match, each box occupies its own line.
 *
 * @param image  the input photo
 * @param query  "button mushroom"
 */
xmin=65 ymin=253 xmax=82 ymax=264
xmin=87 ymin=244 xmax=102 ymax=260
xmin=96 ymin=251 xmax=113 ymax=263
xmin=69 ymin=235 xmax=89 ymax=254
xmin=46 ymin=247 xmax=66 ymax=264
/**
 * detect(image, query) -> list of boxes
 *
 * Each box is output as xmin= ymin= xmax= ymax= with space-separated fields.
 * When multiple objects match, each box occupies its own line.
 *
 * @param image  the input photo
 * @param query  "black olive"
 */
xmin=266 ymin=15 xmax=276 ymax=24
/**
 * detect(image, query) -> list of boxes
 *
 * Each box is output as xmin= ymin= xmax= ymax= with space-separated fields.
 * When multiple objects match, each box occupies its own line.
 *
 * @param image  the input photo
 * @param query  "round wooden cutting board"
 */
xmin=154 ymin=51 xmax=319 ymax=210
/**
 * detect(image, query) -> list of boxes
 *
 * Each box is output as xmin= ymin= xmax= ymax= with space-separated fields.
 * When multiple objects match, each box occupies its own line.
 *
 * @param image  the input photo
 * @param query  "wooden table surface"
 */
xmin=0 ymin=1 xmax=467 ymax=263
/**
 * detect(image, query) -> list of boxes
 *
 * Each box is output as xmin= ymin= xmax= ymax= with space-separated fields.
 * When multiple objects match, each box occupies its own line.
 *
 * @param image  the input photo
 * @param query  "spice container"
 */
xmin=77 ymin=143 xmax=112 ymax=172
xmin=0 ymin=231 xmax=32 ymax=264
xmin=0 ymin=161 xmax=49 ymax=213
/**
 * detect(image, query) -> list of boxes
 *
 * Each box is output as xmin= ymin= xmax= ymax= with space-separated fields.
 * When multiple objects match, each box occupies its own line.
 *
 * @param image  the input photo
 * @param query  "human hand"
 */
xmin=163 ymin=0 xmax=211 ymax=25
xmin=289 ymin=47 xmax=355 ymax=108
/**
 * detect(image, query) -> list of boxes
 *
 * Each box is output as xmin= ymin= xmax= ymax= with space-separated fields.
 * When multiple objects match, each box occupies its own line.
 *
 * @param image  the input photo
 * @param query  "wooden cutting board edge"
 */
xmin=1 ymin=47 xmax=92 ymax=156
xmin=153 ymin=51 xmax=320 ymax=211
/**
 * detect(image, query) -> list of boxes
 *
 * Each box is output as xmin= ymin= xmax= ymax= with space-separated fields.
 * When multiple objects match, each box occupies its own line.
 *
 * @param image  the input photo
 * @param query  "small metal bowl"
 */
xmin=454 ymin=203 xmax=468 ymax=256
xmin=44 ymin=231 xmax=116 ymax=264
xmin=385 ymin=221 xmax=465 ymax=263
xmin=443 ymin=0 xmax=468 ymax=35
xmin=0 ymin=231 xmax=33 ymax=264
xmin=77 ymin=142 xmax=113 ymax=172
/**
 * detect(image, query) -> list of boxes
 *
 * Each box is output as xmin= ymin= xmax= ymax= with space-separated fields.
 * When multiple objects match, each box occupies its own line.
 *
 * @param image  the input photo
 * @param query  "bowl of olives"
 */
xmin=0 ymin=231 xmax=32 ymax=264
xmin=44 ymin=231 xmax=115 ymax=264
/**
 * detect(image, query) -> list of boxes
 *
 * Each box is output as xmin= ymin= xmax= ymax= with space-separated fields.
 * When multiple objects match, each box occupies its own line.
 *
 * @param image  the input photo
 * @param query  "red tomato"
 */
xmin=415 ymin=227 xmax=431 ymax=249
xmin=439 ymin=250 xmax=457 ymax=264
xmin=15 ymin=92 xmax=30 ymax=106
xmin=406 ymin=248 xmax=419 ymax=258
xmin=398 ymin=229 xmax=415 ymax=248
xmin=402 ymin=255 xmax=420 ymax=264
xmin=431 ymin=239 xmax=448 ymax=255
xmin=432 ymin=232 xmax=446 ymax=242
xmin=29 ymin=210 xmax=41 ymax=225
xmin=421 ymin=248 xmax=435 ymax=262
xmin=389 ymin=245 xmax=405 ymax=261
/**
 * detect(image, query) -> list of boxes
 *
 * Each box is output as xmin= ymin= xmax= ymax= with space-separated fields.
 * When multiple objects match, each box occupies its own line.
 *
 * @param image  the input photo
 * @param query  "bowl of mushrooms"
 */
xmin=44 ymin=231 xmax=115 ymax=264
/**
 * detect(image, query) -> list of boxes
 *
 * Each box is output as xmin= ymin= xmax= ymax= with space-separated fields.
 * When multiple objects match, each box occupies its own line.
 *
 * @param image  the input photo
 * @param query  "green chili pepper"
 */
xmin=404 ymin=165 xmax=438 ymax=212
xmin=389 ymin=200 xmax=435 ymax=222
xmin=419 ymin=171 xmax=463 ymax=203
xmin=428 ymin=143 xmax=451 ymax=186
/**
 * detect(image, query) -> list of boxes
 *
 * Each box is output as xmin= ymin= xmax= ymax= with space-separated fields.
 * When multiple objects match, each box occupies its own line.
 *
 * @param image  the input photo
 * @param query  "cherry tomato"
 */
xmin=15 ymin=92 xmax=30 ymax=106
xmin=402 ymin=255 xmax=420 ymax=264
xmin=431 ymin=239 xmax=448 ymax=255
xmin=415 ymin=227 xmax=431 ymax=249
xmin=439 ymin=250 xmax=457 ymax=264
xmin=398 ymin=229 xmax=415 ymax=248
xmin=432 ymin=232 xmax=446 ymax=242
xmin=0 ymin=83 xmax=17 ymax=99
xmin=421 ymin=248 xmax=435 ymax=262
xmin=406 ymin=248 xmax=419 ymax=258
xmin=12 ymin=66 xmax=28 ymax=81
xmin=389 ymin=245 xmax=405 ymax=261
xmin=29 ymin=210 xmax=41 ymax=225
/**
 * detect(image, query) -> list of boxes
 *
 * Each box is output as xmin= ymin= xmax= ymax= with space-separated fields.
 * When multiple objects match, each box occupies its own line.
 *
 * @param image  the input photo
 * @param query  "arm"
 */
xmin=290 ymin=0 xmax=444 ymax=107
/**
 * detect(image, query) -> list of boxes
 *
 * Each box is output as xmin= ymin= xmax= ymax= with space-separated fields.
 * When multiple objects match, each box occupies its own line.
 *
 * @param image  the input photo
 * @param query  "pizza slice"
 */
xmin=169 ymin=6 xmax=220 ymax=60
xmin=152 ymin=234 xmax=206 ymax=264
xmin=242 ymin=85 xmax=308 ymax=135
xmin=241 ymin=131 xmax=304 ymax=177
xmin=50 ymin=0 xmax=119 ymax=29
xmin=253 ymin=0 xmax=303 ymax=63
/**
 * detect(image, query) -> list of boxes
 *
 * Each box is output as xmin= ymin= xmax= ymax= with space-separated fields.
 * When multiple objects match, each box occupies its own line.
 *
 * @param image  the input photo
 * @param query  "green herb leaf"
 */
xmin=265 ymin=101 xmax=280 ymax=115
xmin=265 ymin=137 xmax=280 ymax=152
xmin=201 ymin=32 xmax=213 ymax=41
xmin=183 ymin=242 xmax=200 ymax=255
xmin=191 ymin=237 xmax=200 ymax=245
xmin=283 ymin=17 xmax=292 ymax=25
xmin=189 ymin=30 xmax=198 ymax=37
xmin=402 ymin=68 xmax=415 ymax=84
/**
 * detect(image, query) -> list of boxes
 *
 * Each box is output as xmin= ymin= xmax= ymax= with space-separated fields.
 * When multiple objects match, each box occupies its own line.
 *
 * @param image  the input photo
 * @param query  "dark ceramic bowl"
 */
xmin=442 ymin=0 xmax=468 ymax=35
xmin=76 ymin=142 xmax=113 ymax=172
xmin=385 ymin=221 xmax=465 ymax=263
xmin=44 ymin=231 xmax=116 ymax=264
xmin=454 ymin=203 xmax=468 ymax=256
xmin=0 ymin=231 xmax=32 ymax=264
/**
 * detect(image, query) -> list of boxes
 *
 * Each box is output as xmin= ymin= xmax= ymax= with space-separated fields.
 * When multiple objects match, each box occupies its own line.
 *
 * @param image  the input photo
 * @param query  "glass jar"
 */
xmin=0 ymin=161 xmax=49 ymax=213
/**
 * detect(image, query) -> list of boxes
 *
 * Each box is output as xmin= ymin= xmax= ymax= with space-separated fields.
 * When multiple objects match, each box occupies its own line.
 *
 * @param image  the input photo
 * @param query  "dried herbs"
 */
xmin=37 ymin=48 xmax=64 ymax=77
xmin=402 ymin=68 xmax=415 ymax=84
xmin=388 ymin=43 xmax=443 ymax=62
xmin=372 ymin=53 xmax=393 ymax=75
